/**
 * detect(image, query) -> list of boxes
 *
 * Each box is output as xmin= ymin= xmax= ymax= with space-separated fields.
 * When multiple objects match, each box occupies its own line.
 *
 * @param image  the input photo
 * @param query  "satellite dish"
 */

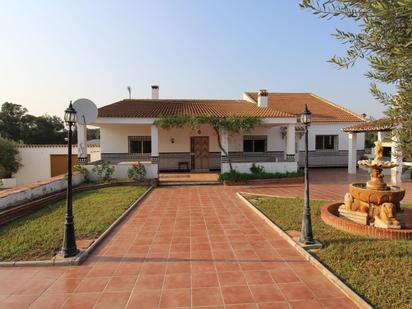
xmin=72 ymin=98 xmax=98 ymax=125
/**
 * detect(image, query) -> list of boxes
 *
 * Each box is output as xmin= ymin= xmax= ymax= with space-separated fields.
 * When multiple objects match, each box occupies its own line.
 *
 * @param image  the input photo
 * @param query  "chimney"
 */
xmin=151 ymin=85 xmax=159 ymax=100
xmin=257 ymin=89 xmax=268 ymax=107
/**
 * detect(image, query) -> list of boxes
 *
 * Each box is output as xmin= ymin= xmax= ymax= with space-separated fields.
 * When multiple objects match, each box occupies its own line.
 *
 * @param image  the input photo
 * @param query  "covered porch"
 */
xmin=96 ymin=118 xmax=300 ymax=179
xmin=342 ymin=119 xmax=403 ymax=183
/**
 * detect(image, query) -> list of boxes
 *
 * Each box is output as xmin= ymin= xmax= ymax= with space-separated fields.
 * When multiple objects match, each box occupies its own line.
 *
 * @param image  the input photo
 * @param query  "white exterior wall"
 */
xmin=13 ymin=146 xmax=101 ymax=186
xmin=100 ymin=124 xmax=289 ymax=153
xmin=228 ymin=126 xmax=284 ymax=152
xmin=158 ymin=125 xmax=221 ymax=153
xmin=100 ymin=124 xmax=151 ymax=153
xmin=298 ymin=122 xmax=365 ymax=151
xmin=100 ymin=123 xmax=365 ymax=154
xmin=100 ymin=124 xmax=221 ymax=153
xmin=98 ymin=121 xmax=365 ymax=171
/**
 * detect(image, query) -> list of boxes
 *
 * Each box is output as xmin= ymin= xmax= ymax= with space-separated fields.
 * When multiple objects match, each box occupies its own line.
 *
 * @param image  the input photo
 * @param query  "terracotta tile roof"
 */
xmin=342 ymin=118 xmax=394 ymax=132
xmin=98 ymin=99 xmax=295 ymax=118
xmin=245 ymin=92 xmax=364 ymax=122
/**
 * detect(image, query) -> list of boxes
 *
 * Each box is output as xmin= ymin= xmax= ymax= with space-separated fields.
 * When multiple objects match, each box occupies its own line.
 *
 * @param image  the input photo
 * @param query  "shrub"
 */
xmin=250 ymin=163 xmax=265 ymax=174
xmin=0 ymin=137 xmax=21 ymax=178
xmin=73 ymin=165 xmax=90 ymax=183
xmin=92 ymin=161 xmax=115 ymax=183
xmin=219 ymin=169 xmax=303 ymax=182
xmin=128 ymin=162 xmax=146 ymax=182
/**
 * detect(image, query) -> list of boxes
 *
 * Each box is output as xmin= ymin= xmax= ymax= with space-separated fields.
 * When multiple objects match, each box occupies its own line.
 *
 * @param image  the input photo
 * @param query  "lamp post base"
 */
xmin=62 ymin=221 xmax=79 ymax=258
xmin=60 ymin=249 xmax=80 ymax=259
xmin=297 ymin=239 xmax=323 ymax=250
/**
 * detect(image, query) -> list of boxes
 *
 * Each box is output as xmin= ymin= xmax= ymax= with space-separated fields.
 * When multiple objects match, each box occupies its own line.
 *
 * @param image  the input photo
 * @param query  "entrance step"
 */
xmin=159 ymin=181 xmax=222 ymax=186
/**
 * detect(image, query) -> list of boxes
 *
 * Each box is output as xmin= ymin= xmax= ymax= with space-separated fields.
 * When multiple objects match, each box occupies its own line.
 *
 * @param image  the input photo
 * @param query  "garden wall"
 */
xmin=83 ymin=162 xmax=158 ymax=181
xmin=0 ymin=172 xmax=84 ymax=210
xmin=13 ymin=144 xmax=101 ymax=185
xmin=221 ymin=162 xmax=298 ymax=174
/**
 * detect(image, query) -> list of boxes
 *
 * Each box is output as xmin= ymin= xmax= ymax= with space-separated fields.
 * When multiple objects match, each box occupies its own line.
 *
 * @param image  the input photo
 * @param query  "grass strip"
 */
xmin=0 ymin=186 xmax=147 ymax=261
xmin=247 ymin=195 xmax=412 ymax=309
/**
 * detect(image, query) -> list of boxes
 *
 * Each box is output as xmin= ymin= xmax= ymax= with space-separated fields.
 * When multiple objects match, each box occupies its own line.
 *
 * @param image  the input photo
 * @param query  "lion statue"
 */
xmin=343 ymin=193 xmax=353 ymax=210
xmin=343 ymin=193 xmax=371 ymax=214
xmin=376 ymin=203 xmax=400 ymax=227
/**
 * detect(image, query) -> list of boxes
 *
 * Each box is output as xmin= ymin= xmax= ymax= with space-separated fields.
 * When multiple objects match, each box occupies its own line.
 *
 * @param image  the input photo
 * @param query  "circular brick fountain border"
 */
xmin=321 ymin=203 xmax=412 ymax=240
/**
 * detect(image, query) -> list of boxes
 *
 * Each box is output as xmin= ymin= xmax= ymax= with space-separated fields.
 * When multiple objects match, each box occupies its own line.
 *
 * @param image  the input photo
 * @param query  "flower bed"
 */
xmin=220 ymin=169 xmax=303 ymax=186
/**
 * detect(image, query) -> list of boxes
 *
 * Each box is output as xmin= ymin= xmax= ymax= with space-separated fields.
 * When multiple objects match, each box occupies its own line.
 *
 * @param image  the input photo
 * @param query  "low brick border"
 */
xmin=321 ymin=202 xmax=412 ymax=240
xmin=0 ymin=181 xmax=148 ymax=226
xmin=0 ymin=186 xmax=153 ymax=267
xmin=223 ymin=176 xmax=303 ymax=186
xmin=237 ymin=192 xmax=373 ymax=309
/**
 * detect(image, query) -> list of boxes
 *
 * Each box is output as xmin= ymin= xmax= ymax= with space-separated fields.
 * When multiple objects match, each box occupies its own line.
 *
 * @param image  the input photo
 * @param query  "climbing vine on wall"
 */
xmin=154 ymin=115 xmax=262 ymax=171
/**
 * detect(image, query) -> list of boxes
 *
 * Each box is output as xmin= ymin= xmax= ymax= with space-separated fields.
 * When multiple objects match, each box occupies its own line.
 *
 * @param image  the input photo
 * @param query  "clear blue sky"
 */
xmin=0 ymin=0 xmax=384 ymax=119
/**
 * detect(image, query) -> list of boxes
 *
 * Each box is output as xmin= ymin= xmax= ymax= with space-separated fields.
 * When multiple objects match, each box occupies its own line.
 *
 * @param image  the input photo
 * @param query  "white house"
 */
xmin=87 ymin=86 xmax=365 ymax=179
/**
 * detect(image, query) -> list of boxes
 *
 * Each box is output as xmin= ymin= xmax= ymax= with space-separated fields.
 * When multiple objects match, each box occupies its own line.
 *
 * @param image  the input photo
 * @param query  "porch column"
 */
xmin=377 ymin=131 xmax=384 ymax=142
xmin=220 ymin=130 xmax=229 ymax=166
xmin=348 ymin=132 xmax=357 ymax=174
xmin=151 ymin=125 xmax=159 ymax=164
xmin=286 ymin=124 xmax=295 ymax=161
xmin=391 ymin=132 xmax=402 ymax=184
xmin=76 ymin=124 xmax=88 ymax=165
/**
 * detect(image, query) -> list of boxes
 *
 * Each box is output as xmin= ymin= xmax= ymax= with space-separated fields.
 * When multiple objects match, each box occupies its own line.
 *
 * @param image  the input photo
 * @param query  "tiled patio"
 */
xmin=0 ymin=179 xmax=364 ymax=309
xmin=240 ymin=167 xmax=412 ymax=203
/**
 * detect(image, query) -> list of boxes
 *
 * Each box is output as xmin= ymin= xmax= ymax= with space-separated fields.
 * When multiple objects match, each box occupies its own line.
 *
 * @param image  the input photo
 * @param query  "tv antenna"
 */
xmin=127 ymin=86 xmax=131 ymax=99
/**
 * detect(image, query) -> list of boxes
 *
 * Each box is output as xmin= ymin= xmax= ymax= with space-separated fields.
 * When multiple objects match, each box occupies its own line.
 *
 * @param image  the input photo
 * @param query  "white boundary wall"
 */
xmin=222 ymin=162 xmax=298 ymax=174
xmin=0 ymin=173 xmax=84 ymax=210
xmin=13 ymin=145 xmax=101 ymax=186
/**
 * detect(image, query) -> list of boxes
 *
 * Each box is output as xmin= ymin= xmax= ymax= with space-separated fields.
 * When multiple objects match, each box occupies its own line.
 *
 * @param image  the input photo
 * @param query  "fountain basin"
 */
xmin=322 ymin=202 xmax=412 ymax=240
xmin=349 ymin=183 xmax=405 ymax=206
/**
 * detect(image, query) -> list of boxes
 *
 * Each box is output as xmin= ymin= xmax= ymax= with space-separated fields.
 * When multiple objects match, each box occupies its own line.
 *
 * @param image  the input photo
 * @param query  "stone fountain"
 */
xmin=339 ymin=141 xmax=406 ymax=229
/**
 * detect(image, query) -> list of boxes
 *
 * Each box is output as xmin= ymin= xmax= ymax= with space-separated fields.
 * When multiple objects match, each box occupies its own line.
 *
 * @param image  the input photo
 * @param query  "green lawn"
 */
xmin=247 ymin=195 xmax=412 ymax=309
xmin=0 ymin=186 xmax=148 ymax=261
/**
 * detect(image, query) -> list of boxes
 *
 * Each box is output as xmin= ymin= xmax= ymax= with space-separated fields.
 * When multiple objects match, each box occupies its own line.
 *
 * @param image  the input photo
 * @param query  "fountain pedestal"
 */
xmin=338 ymin=141 xmax=406 ymax=229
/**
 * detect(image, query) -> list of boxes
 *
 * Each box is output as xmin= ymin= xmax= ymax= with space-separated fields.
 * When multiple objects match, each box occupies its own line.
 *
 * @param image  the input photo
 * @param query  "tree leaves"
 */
xmin=0 ymin=137 xmax=21 ymax=178
xmin=300 ymin=0 xmax=412 ymax=159
xmin=0 ymin=102 xmax=66 ymax=144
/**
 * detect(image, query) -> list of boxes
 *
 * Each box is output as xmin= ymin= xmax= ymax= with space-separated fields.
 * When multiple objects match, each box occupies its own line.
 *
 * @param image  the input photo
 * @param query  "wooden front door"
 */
xmin=192 ymin=137 xmax=209 ymax=170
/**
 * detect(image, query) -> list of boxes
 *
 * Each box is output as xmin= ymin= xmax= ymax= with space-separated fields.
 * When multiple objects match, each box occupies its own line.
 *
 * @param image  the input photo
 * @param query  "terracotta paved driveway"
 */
xmin=0 ymin=183 xmax=361 ymax=309
xmin=240 ymin=167 xmax=412 ymax=203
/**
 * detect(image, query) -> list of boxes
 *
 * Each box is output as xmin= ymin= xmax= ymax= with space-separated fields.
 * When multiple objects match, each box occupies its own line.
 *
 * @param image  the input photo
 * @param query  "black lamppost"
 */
xmin=62 ymin=101 xmax=79 ymax=258
xmin=299 ymin=104 xmax=315 ymax=245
